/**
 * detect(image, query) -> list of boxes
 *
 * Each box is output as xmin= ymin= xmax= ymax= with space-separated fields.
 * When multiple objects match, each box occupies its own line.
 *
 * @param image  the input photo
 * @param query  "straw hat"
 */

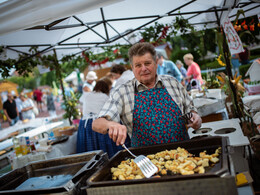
xmin=86 ymin=71 xmax=97 ymax=80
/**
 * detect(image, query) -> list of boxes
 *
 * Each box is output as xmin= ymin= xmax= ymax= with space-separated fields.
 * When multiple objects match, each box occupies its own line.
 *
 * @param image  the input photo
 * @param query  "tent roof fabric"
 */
xmin=0 ymin=0 xmax=259 ymax=61
xmin=0 ymin=80 xmax=18 ymax=91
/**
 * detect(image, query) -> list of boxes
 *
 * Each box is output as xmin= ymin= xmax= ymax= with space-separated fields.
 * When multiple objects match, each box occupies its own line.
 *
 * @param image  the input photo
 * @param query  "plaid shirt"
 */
xmin=98 ymin=75 xmax=197 ymax=135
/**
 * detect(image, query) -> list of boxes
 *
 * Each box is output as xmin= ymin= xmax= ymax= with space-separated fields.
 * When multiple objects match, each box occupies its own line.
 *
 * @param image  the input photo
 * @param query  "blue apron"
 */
xmin=131 ymin=86 xmax=189 ymax=147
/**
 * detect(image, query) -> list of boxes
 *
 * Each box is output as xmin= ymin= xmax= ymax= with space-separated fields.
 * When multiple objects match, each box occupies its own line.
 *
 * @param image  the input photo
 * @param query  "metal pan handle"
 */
xmin=73 ymin=153 xmax=108 ymax=181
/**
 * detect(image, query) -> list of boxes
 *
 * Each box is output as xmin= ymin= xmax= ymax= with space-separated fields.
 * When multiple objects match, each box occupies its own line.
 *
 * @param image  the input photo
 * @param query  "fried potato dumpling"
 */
xmin=111 ymin=147 xmax=221 ymax=180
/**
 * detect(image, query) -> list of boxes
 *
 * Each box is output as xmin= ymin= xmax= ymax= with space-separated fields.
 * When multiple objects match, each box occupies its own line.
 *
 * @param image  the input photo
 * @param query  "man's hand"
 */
xmin=107 ymin=121 xmax=127 ymax=146
xmin=187 ymin=111 xmax=202 ymax=130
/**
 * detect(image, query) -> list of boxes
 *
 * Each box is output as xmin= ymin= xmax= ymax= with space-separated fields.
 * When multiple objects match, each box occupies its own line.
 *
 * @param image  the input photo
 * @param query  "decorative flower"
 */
xmin=216 ymin=54 xmax=226 ymax=66
xmin=249 ymin=24 xmax=254 ymax=31
xmin=242 ymin=24 xmax=248 ymax=30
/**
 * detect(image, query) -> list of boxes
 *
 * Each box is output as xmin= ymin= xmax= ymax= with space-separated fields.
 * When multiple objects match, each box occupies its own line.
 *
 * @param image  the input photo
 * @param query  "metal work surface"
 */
xmin=87 ymin=136 xmax=230 ymax=187
xmin=0 ymin=150 xmax=106 ymax=194
xmin=87 ymin=176 xmax=237 ymax=195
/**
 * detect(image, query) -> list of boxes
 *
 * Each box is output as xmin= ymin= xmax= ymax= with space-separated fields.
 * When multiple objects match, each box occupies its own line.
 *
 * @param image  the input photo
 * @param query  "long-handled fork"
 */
xmin=122 ymin=144 xmax=158 ymax=178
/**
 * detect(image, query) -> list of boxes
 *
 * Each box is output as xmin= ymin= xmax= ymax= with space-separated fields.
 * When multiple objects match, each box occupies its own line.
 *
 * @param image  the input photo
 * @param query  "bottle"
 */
xmin=30 ymin=141 xmax=36 ymax=153
xmin=25 ymin=137 xmax=31 ymax=154
xmin=12 ymin=137 xmax=22 ymax=157
xmin=19 ymin=137 xmax=28 ymax=155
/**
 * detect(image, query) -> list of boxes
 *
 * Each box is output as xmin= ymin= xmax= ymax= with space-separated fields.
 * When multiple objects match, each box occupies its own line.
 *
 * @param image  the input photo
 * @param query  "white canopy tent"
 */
xmin=0 ymin=0 xmax=259 ymax=61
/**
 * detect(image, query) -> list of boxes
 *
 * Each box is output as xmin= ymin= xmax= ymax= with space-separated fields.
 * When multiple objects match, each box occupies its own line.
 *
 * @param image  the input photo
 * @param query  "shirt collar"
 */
xmin=134 ymin=75 xmax=163 ymax=92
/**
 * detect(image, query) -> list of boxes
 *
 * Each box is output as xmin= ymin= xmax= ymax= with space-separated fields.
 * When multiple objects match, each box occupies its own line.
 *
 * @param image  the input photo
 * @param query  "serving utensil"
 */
xmin=122 ymin=144 xmax=158 ymax=178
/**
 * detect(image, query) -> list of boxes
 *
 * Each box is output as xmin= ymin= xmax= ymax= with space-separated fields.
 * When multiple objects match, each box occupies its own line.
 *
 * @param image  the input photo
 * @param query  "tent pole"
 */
xmin=214 ymin=8 xmax=242 ymax=120
xmin=100 ymin=8 xmax=109 ymax=41
xmin=53 ymin=49 xmax=72 ymax=125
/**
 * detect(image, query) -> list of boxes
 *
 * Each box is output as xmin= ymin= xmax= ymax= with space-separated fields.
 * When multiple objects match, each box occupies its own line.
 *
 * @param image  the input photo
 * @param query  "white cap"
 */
xmin=86 ymin=71 xmax=97 ymax=80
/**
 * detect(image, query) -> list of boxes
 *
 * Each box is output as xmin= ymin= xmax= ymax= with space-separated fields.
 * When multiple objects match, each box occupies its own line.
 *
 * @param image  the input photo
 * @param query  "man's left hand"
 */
xmin=187 ymin=111 xmax=202 ymax=130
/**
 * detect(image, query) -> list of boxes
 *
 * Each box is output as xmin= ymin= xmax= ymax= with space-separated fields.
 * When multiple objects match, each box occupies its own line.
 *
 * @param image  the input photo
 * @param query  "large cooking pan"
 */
xmin=87 ymin=136 xmax=230 ymax=188
xmin=0 ymin=150 xmax=108 ymax=194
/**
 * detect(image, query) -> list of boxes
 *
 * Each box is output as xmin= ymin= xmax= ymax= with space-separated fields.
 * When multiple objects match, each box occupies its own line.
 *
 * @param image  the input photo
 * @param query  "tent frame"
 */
xmin=3 ymin=0 xmax=259 ymax=60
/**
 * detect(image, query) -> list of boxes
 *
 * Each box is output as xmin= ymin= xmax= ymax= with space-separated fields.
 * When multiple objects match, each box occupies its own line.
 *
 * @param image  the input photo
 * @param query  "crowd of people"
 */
xmin=156 ymin=52 xmax=203 ymax=91
xmin=2 ymin=42 xmax=204 ymax=158
xmin=2 ymin=88 xmax=57 ymax=127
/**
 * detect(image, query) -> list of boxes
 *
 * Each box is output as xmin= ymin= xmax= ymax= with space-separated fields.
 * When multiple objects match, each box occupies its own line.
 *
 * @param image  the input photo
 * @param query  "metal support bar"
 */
xmin=6 ymin=44 xmax=51 ymax=47
xmin=108 ymin=0 xmax=197 ymax=43
xmin=73 ymin=16 xmax=107 ymax=41
xmin=6 ymin=47 xmax=29 ymax=55
xmin=229 ymin=4 xmax=260 ymax=19
xmin=60 ymin=42 xmax=107 ymax=46
xmin=107 ymin=22 xmax=132 ymax=45
xmin=169 ymin=8 xmax=228 ymax=16
xmin=100 ymin=8 xmax=109 ymax=41
xmin=166 ymin=0 xmax=197 ymax=15
xmin=14 ymin=22 xmax=102 ymax=63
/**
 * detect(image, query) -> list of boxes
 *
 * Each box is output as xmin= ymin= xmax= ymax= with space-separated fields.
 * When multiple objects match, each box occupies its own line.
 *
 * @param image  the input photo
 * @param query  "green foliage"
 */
xmin=248 ymin=80 xmax=260 ymax=85
xmin=170 ymin=29 xmax=218 ymax=65
xmin=7 ymin=76 xmax=36 ymax=92
xmin=40 ymin=71 xmax=57 ymax=86
xmin=205 ymin=74 xmax=221 ymax=89
xmin=239 ymin=63 xmax=251 ymax=79
xmin=62 ymin=91 xmax=81 ymax=122
xmin=140 ymin=16 xmax=194 ymax=45
xmin=140 ymin=22 xmax=167 ymax=43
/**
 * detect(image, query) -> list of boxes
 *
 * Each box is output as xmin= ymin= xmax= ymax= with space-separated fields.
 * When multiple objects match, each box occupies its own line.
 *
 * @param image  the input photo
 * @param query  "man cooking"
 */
xmin=92 ymin=42 xmax=201 ymax=147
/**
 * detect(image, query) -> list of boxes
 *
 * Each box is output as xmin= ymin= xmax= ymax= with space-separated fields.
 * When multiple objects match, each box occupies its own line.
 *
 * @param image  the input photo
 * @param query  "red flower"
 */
xmin=241 ymin=20 xmax=246 ymax=26
xmin=249 ymin=24 xmax=255 ymax=31
xmin=113 ymin=49 xmax=119 ymax=54
xmin=243 ymin=24 xmax=248 ymax=30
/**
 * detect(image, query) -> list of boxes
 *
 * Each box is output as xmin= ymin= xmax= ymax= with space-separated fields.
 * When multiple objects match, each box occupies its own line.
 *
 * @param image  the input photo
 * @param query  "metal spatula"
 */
xmin=122 ymin=144 xmax=158 ymax=178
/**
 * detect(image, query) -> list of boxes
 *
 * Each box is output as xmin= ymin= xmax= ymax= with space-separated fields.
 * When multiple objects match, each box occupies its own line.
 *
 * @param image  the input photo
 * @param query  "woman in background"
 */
xmin=20 ymin=93 xmax=35 ymax=120
xmin=46 ymin=91 xmax=56 ymax=117
xmin=183 ymin=53 xmax=203 ymax=90
xmin=77 ymin=78 xmax=126 ymax=158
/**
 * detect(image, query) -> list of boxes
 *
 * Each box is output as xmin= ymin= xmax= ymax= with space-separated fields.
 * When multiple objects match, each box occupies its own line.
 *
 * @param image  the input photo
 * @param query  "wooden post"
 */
xmin=53 ymin=49 xmax=72 ymax=125
xmin=214 ymin=9 xmax=243 ymax=120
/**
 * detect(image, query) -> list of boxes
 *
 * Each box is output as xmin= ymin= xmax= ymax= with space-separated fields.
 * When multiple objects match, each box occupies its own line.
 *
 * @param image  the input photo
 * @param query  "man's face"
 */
xmin=7 ymin=94 xmax=12 ymax=100
xmin=131 ymin=53 xmax=158 ymax=88
xmin=111 ymin=72 xmax=121 ymax=80
xmin=20 ymin=96 xmax=25 ymax=101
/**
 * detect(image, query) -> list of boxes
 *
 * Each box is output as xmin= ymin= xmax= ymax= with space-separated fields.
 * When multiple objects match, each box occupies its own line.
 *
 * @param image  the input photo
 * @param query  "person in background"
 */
xmin=34 ymin=88 xmax=43 ymax=112
xmin=77 ymin=79 xmax=125 ymax=158
xmin=83 ymin=71 xmax=97 ymax=92
xmin=110 ymin=64 xmax=135 ymax=88
xmin=3 ymin=93 xmax=19 ymax=126
xmin=231 ymin=53 xmax=241 ymax=75
xmin=46 ymin=91 xmax=56 ymax=117
xmin=14 ymin=95 xmax=23 ymax=120
xmin=92 ymin=42 xmax=201 ymax=147
xmin=157 ymin=53 xmax=182 ymax=82
xmin=65 ymin=83 xmax=75 ymax=97
xmin=20 ymin=93 xmax=35 ymax=120
xmin=176 ymin=60 xmax=187 ymax=86
xmin=183 ymin=53 xmax=203 ymax=86
xmin=239 ymin=45 xmax=250 ymax=65
xmin=105 ymin=72 xmax=117 ymax=89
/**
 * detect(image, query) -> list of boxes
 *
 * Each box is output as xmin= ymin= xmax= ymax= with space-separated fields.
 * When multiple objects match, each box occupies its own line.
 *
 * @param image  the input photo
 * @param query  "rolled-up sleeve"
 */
xmin=98 ymin=89 xmax=123 ymax=123
xmin=181 ymin=85 xmax=197 ymax=114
